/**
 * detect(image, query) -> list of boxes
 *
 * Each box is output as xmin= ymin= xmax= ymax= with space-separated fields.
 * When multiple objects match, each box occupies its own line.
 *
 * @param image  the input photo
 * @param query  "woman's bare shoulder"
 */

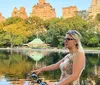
xmin=76 ymin=50 xmax=84 ymax=55
xmin=75 ymin=50 xmax=85 ymax=59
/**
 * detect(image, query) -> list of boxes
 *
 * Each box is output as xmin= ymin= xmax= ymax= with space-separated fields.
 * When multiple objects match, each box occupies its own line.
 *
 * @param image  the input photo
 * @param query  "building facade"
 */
xmin=88 ymin=0 xmax=100 ymax=19
xmin=12 ymin=7 xmax=28 ymax=19
xmin=62 ymin=6 xmax=78 ymax=19
xmin=0 ymin=13 xmax=5 ymax=22
xmin=30 ymin=0 xmax=56 ymax=20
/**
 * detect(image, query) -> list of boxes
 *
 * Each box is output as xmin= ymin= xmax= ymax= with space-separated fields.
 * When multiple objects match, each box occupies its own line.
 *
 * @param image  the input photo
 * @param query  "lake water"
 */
xmin=0 ymin=49 xmax=100 ymax=85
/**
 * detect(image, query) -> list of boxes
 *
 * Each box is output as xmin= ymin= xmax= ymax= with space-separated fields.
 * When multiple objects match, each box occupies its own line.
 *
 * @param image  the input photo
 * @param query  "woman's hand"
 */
xmin=31 ymin=68 xmax=42 ymax=75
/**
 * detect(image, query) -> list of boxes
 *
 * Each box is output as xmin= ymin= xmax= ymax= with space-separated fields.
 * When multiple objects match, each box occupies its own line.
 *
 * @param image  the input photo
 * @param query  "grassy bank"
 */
xmin=84 ymin=47 xmax=100 ymax=50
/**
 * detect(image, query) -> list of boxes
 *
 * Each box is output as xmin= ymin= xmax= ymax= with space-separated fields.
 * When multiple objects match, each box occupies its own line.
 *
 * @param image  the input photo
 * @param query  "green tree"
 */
xmin=65 ymin=16 xmax=87 ymax=29
xmin=3 ymin=17 xmax=23 ymax=26
xmin=42 ymin=17 xmax=88 ymax=48
xmin=26 ymin=16 xmax=46 ymax=41
xmin=3 ymin=21 xmax=31 ymax=47
xmin=43 ymin=18 xmax=69 ymax=47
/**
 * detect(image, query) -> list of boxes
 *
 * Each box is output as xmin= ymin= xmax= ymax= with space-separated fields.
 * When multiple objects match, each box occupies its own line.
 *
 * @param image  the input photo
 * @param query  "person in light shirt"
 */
xmin=32 ymin=30 xmax=85 ymax=85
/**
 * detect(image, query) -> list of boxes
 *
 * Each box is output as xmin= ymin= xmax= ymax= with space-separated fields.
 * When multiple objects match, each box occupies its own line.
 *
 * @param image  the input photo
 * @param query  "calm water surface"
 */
xmin=0 ymin=49 xmax=100 ymax=85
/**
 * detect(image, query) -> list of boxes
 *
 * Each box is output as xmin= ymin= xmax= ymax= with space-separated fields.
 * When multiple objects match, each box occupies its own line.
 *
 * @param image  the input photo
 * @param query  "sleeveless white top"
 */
xmin=59 ymin=53 xmax=84 ymax=85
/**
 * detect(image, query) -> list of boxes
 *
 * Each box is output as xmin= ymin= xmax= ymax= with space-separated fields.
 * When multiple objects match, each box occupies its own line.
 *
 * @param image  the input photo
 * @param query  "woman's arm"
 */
xmin=59 ymin=52 xmax=85 ymax=85
xmin=41 ymin=56 xmax=65 ymax=71
xmin=33 ymin=55 xmax=66 ymax=74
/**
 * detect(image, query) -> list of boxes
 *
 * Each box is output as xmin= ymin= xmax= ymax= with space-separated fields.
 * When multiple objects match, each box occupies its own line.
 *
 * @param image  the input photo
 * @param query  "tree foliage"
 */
xmin=0 ymin=15 xmax=100 ymax=48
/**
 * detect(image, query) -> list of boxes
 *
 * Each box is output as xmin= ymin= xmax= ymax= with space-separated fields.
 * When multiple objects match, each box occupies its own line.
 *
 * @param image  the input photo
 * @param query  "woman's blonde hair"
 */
xmin=66 ymin=30 xmax=84 ymax=53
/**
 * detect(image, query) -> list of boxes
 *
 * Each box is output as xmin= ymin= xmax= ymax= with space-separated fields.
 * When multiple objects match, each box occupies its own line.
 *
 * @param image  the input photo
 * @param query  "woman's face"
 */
xmin=64 ymin=34 xmax=77 ymax=49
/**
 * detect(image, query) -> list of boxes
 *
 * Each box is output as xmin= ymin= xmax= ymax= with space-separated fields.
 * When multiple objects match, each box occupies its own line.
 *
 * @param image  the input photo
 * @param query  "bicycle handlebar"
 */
xmin=28 ymin=72 xmax=47 ymax=85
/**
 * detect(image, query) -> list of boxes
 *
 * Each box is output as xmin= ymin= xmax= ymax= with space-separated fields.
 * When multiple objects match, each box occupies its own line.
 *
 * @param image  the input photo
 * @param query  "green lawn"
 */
xmin=84 ymin=47 xmax=100 ymax=50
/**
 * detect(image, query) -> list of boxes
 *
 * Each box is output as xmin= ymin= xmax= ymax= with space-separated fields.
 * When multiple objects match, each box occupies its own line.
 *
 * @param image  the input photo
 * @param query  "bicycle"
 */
xmin=28 ymin=72 xmax=47 ymax=85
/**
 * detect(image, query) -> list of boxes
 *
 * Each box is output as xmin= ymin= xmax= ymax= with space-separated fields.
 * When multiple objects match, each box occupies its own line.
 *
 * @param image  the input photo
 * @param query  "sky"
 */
xmin=0 ymin=0 xmax=92 ymax=18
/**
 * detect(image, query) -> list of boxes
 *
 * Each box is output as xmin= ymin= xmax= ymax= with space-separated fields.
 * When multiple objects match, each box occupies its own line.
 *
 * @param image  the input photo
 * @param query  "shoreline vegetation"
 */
xmin=0 ymin=47 xmax=100 ymax=54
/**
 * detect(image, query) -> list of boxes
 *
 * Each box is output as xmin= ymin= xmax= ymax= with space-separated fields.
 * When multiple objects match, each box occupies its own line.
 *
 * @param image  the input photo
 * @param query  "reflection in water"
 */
xmin=0 ymin=75 xmax=10 ymax=85
xmin=26 ymin=50 xmax=43 ymax=68
xmin=0 ymin=50 xmax=33 ymax=85
xmin=81 ymin=53 xmax=100 ymax=85
xmin=26 ymin=50 xmax=49 ymax=69
xmin=0 ymin=50 xmax=100 ymax=85
xmin=9 ymin=79 xmax=28 ymax=85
